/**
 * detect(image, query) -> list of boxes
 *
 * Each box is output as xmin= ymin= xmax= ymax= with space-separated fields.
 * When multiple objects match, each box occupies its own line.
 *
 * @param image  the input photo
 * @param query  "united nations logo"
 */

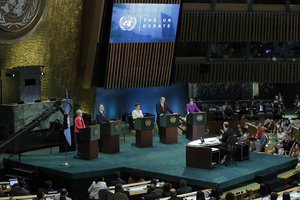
xmin=145 ymin=119 xmax=151 ymax=127
xmin=119 ymin=15 xmax=137 ymax=31
xmin=170 ymin=116 xmax=177 ymax=124
xmin=196 ymin=115 xmax=203 ymax=122
xmin=0 ymin=0 xmax=47 ymax=42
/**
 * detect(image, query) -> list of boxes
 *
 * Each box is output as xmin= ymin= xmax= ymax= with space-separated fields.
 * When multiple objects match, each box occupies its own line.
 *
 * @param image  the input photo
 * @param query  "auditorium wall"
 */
xmin=94 ymin=84 xmax=188 ymax=120
xmin=0 ymin=0 xmax=96 ymax=114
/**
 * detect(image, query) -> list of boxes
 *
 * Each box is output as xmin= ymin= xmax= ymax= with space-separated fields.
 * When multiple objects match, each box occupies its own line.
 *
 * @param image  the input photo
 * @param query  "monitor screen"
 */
xmin=9 ymin=178 xmax=18 ymax=187
xmin=109 ymin=3 xmax=181 ymax=43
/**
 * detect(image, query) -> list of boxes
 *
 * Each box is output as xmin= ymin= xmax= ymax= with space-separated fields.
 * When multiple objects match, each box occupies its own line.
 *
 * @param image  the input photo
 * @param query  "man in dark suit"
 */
xmin=144 ymin=184 xmax=159 ymax=200
xmin=110 ymin=171 xmax=126 ymax=186
xmin=176 ymin=180 xmax=192 ymax=195
xmin=168 ymin=189 xmax=183 ymax=200
xmin=96 ymin=104 xmax=110 ymax=124
xmin=219 ymin=121 xmax=235 ymax=164
xmin=156 ymin=97 xmax=174 ymax=124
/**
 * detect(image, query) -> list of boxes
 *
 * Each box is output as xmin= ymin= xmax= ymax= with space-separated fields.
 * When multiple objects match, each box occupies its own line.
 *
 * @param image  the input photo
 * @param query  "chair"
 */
xmin=98 ymin=189 xmax=108 ymax=200
xmin=225 ymin=135 xmax=239 ymax=165
xmin=113 ymin=192 xmax=129 ymax=200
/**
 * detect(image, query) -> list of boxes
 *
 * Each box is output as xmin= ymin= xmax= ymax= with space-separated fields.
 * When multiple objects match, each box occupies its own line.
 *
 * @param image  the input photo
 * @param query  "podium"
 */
xmin=78 ymin=125 xmax=100 ymax=160
xmin=100 ymin=121 xmax=121 ymax=153
xmin=134 ymin=116 xmax=155 ymax=147
xmin=186 ymin=112 xmax=207 ymax=141
xmin=159 ymin=114 xmax=180 ymax=144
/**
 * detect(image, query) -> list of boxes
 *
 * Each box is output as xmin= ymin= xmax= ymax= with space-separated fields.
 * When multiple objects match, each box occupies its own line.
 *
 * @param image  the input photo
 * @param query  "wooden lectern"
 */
xmin=100 ymin=121 xmax=121 ymax=153
xmin=159 ymin=114 xmax=180 ymax=144
xmin=134 ymin=116 xmax=155 ymax=147
xmin=186 ymin=112 xmax=207 ymax=141
xmin=78 ymin=125 xmax=100 ymax=160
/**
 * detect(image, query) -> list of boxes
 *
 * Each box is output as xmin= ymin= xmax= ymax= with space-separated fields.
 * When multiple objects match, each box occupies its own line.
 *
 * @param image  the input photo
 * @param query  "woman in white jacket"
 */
xmin=88 ymin=177 xmax=108 ymax=200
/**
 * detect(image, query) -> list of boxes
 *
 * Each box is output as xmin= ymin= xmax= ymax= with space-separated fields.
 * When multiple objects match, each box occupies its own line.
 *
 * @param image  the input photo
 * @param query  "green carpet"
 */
xmin=6 ymin=134 xmax=298 ymax=189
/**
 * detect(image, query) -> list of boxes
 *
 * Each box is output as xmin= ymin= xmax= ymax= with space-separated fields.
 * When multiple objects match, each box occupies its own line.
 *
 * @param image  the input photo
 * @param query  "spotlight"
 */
xmin=40 ymin=72 xmax=45 ymax=76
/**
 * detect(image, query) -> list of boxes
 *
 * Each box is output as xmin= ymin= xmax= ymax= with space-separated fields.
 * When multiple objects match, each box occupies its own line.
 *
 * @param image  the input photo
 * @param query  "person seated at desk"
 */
xmin=96 ymin=104 xmax=110 ymax=124
xmin=149 ymin=178 xmax=162 ymax=198
xmin=282 ymin=192 xmax=291 ymax=200
xmin=196 ymin=191 xmax=206 ymax=200
xmin=114 ymin=184 xmax=130 ymax=200
xmin=110 ymin=171 xmax=126 ymax=186
xmin=168 ymin=189 xmax=183 ymax=200
xmin=88 ymin=177 xmax=107 ymax=200
xmin=209 ymin=188 xmax=222 ymax=200
xmin=144 ymin=184 xmax=159 ymax=200
xmin=54 ymin=188 xmax=72 ymax=200
xmin=265 ymin=119 xmax=276 ymax=133
xmin=162 ymin=182 xmax=173 ymax=198
xmin=132 ymin=103 xmax=144 ymax=120
xmin=219 ymin=122 xmax=235 ymax=164
xmin=186 ymin=98 xmax=201 ymax=115
xmin=128 ymin=169 xmax=145 ymax=184
xmin=176 ymin=180 xmax=192 ymax=195
xmin=11 ymin=180 xmax=31 ymax=196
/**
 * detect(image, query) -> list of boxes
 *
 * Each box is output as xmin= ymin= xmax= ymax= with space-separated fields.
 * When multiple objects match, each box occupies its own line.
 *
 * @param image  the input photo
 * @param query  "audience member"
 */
xmin=168 ymin=189 xmax=183 ymax=200
xmin=162 ymin=182 xmax=172 ymax=198
xmin=255 ymin=183 xmax=268 ymax=198
xmin=176 ymin=180 xmax=192 ymax=195
xmin=54 ymin=188 xmax=71 ymax=200
xmin=149 ymin=179 xmax=162 ymax=198
xmin=88 ymin=177 xmax=107 ymax=200
xmin=282 ymin=192 xmax=291 ymax=200
xmin=11 ymin=180 xmax=31 ymax=196
xmin=243 ymin=188 xmax=254 ymax=200
xmin=111 ymin=171 xmax=126 ymax=186
xmin=265 ymin=120 xmax=276 ymax=133
xmin=114 ymin=184 xmax=130 ymax=200
xmin=251 ymin=123 xmax=264 ymax=140
xmin=225 ymin=192 xmax=234 ymax=200
xmin=276 ymin=127 xmax=286 ymax=143
xmin=196 ymin=190 xmax=206 ymax=200
xmin=38 ymin=180 xmax=56 ymax=194
xmin=282 ymin=119 xmax=292 ymax=135
xmin=35 ymin=191 xmax=45 ymax=200
xmin=209 ymin=188 xmax=222 ymax=200
xmin=270 ymin=192 xmax=278 ymax=200
xmin=290 ymin=143 xmax=300 ymax=158
xmin=144 ymin=184 xmax=158 ymax=200
xmin=128 ymin=169 xmax=145 ymax=184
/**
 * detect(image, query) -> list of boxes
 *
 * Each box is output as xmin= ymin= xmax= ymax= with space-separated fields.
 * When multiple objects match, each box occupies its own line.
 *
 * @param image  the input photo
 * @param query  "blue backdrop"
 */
xmin=94 ymin=84 xmax=188 ymax=120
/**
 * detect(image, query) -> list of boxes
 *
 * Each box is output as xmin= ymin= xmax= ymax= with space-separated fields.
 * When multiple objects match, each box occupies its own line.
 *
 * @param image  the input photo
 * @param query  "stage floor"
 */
xmin=5 ymin=134 xmax=298 ymax=189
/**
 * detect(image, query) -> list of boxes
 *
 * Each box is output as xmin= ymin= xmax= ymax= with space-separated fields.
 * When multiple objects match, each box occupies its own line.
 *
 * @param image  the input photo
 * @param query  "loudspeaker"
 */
xmin=1 ymin=66 xmax=41 ymax=104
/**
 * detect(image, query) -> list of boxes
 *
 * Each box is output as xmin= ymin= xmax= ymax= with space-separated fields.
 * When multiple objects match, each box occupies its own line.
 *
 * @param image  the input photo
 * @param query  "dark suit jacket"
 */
xmin=144 ymin=191 xmax=159 ymax=200
xmin=96 ymin=111 xmax=110 ymax=125
xmin=176 ymin=186 xmax=192 ymax=195
xmin=110 ymin=178 xmax=126 ymax=186
xmin=156 ymin=103 xmax=174 ymax=124
xmin=221 ymin=128 xmax=235 ymax=144
xmin=168 ymin=196 xmax=183 ymax=200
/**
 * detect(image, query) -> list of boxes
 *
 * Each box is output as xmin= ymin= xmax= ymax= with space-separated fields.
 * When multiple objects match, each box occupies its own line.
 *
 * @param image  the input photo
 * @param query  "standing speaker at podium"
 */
xmin=156 ymin=96 xmax=174 ymax=124
xmin=96 ymin=104 xmax=110 ymax=124
xmin=74 ymin=109 xmax=86 ymax=158
xmin=132 ymin=103 xmax=144 ymax=120
xmin=186 ymin=98 xmax=201 ymax=114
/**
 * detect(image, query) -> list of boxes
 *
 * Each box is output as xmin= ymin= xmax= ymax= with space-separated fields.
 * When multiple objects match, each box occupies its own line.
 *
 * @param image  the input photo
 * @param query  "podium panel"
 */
xmin=100 ymin=121 xmax=121 ymax=153
xmin=186 ymin=146 xmax=220 ymax=170
xmin=186 ymin=113 xmax=206 ymax=141
xmin=134 ymin=117 xmax=154 ymax=147
xmin=78 ymin=125 xmax=100 ymax=160
xmin=159 ymin=114 xmax=180 ymax=128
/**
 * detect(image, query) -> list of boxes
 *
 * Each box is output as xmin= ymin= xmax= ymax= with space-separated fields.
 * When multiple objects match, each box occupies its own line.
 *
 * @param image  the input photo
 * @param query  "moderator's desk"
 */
xmin=186 ymin=137 xmax=222 ymax=170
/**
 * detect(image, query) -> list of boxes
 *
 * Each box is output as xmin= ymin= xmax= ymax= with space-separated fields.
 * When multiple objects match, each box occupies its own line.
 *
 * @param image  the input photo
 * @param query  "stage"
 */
xmin=3 ymin=134 xmax=297 ymax=199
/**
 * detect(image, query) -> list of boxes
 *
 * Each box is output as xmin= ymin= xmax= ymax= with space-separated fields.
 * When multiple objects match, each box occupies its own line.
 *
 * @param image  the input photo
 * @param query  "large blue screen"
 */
xmin=109 ymin=3 xmax=180 ymax=43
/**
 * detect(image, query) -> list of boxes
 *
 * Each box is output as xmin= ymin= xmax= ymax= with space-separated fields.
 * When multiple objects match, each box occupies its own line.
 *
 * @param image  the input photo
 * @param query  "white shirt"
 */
xmin=132 ymin=109 xmax=144 ymax=119
xmin=88 ymin=181 xmax=107 ymax=200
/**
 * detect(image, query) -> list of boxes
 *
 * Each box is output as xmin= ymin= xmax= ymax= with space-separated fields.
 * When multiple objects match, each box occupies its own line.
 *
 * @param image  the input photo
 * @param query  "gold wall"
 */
xmin=0 ymin=0 xmax=96 ymax=114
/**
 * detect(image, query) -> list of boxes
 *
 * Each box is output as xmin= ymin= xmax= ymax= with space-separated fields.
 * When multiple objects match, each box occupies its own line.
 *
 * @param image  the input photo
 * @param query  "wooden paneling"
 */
xmin=178 ymin=12 xmax=300 ymax=42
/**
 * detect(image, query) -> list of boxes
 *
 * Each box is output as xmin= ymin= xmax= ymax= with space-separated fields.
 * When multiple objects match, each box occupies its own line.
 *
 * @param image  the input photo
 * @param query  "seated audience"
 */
xmin=243 ymin=188 xmax=254 ymax=200
xmin=255 ymin=183 xmax=268 ymax=198
xmin=225 ymin=192 xmax=234 ymax=200
xmin=149 ymin=178 xmax=162 ymax=198
xmin=250 ymin=123 xmax=264 ymax=140
xmin=282 ymin=192 xmax=291 ymax=200
xmin=277 ymin=134 xmax=295 ymax=156
xmin=265 ymin=120 xmax=276 ymax=133
xmin=54 ymin=188 xmax=71 ymax=200
xmin=168 ymin=188 xmax=183 ymax=200
xmin=144 ymin=184 xmax=159 ymax=200
xmin=253 ymin=132 xmax=268 ymax=152
xmin=196 ymin=190 xmax=206 ymax=200
xmin=114 ymin=184 xmax=130 ymax=200
xmin=111 ymin=171 xmax=126 ymax=186
xmin=290 ymin=143 xmax=300 ymax=158
xmin=38 ymin=180 xmax=56 ymax=194
xmin=276 ymin=127 xmax=286 ymax=143
xmin=162 ymin=182 xmax=172 ymax=198
xmin=282 ymin=119 xmax=292 ymax=135
xmin=128 ymin=169 xmax=145 ymax=184
xmin=35 ymin=191 xmax=45 ymax=200
xmin=209 ymin=188 xmax=222 ymax=200
xmin=176 ymin=180 xmax=192 ymax=195
xmin=88 ymin=177 xmax=107 ymax=200
xmin=11 ymin=180 xmax=31 ymax=196
xmin=270 ymin=192 xmax=278 ymax=200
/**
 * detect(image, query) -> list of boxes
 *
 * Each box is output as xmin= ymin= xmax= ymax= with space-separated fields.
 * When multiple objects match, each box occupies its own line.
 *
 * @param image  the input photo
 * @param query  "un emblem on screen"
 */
xmin=145 ymin=119 xmax=151 ymax=127
xmin=119 ymin=15 xmax=137 ymax=31
xmin=196 ymin=115 xmax=203 ymax=122
xmin=170 ymin=116 xmax=177 ymax=124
